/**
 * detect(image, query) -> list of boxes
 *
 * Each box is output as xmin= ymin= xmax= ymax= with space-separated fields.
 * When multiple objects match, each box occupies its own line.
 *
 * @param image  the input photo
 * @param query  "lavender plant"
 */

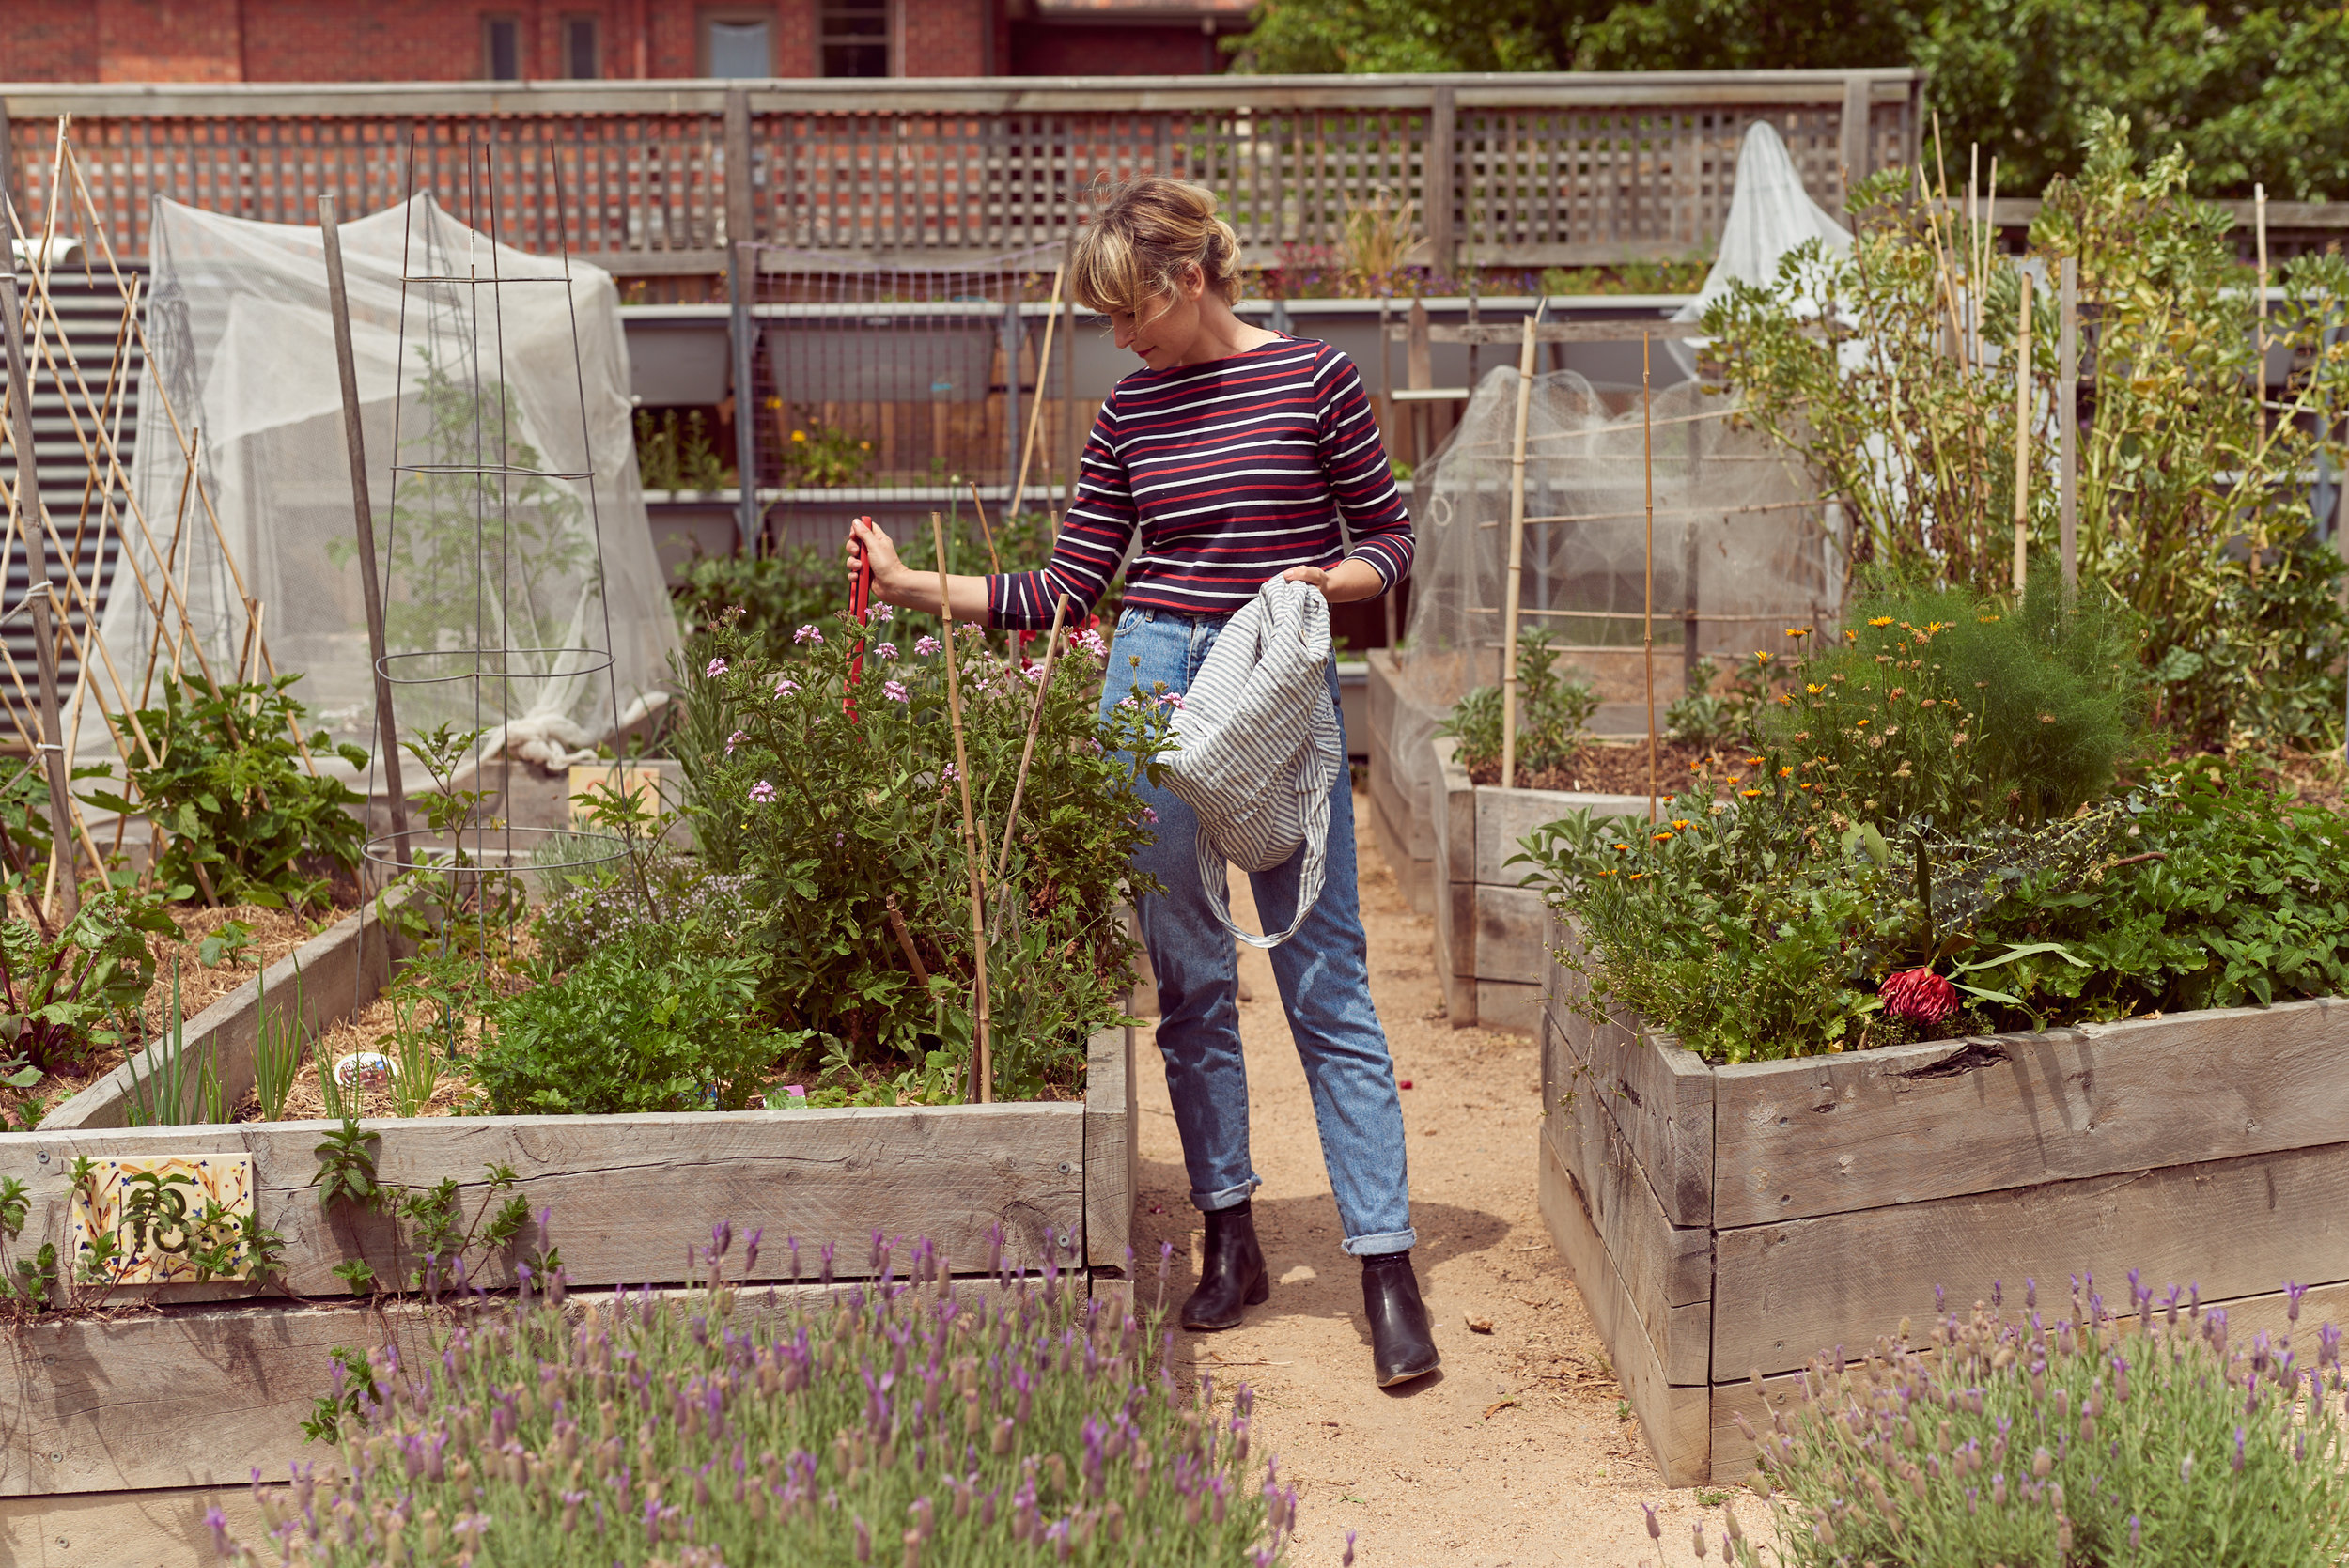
xmin=218 ymin=1231 xmax=1303 ymax=1567
xmin=1700 ymin=1274 xmax=2349 ymax=1567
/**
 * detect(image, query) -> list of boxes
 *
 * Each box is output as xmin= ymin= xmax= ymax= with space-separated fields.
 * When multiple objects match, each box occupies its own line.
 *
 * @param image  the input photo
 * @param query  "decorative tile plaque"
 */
xmin=68 ymin=1155 xmax=258 ymax=1284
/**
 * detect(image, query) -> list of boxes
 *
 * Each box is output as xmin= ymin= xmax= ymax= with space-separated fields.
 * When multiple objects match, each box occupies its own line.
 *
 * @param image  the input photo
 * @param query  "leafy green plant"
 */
xmin=0 ymin=1172 xmax=52 ymax=1315
xmin=1703 ymin=1273 xmax=2349 ymax=1567
xmin=1702 ymin=116 xmax=2349 ymax=751
xmin=0 ymin=875 xmax=183 ymax=1072
xmin=309 ymin=1117 xmax=382 ymax=1211
xmin=251 ymin=959 xmax=303 ymax=1122
xmin=88 ymin=673 xmax=369 ymax=909
xmin=124 ymin=960 xmax=194 ymax=1127
xmin=671 ymin=542 xmax=843 ymax=660
xmin=1437 ymin=627 xmax=1600 ymax=779
xmin=196 ymin=919 xmax=257 ymax=970
xmin=532 ymin=846 xmax=749 ymax=973
xmin=234 ymin=1230 xmax=1303 ymax=1567
xmin=635 ymin=407 xmax=732 ymax=491
xmin=695 ymin=609 xmax=1163 ymax=1096
xmin=476 ymin=945 xmax=797 ymax=1115
xmin=301 ymin=1344 xmax=383 ymax=1444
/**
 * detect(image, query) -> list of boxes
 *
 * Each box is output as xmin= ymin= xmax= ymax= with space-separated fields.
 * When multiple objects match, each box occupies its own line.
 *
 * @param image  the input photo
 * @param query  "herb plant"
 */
xmin=225 ymin=1231 xmax=1303 ymax=1568
xmin=1438 ymin=628 xmax=1600 ymax=780
xmin=90 ymin=673 xmax=369 ymax=909
xmin=1518 ymin=588 xmax=2348 ymax=1061
xmin=635 ymin=408 xmax=732 ymax=492
xmin=474 ymin=946 xmax=795 ymax=1115
xmin=1 ymin=876 xmax=183 ymax=1072
xmin=1705 ymin=1274 xmax=2349 ymax=1568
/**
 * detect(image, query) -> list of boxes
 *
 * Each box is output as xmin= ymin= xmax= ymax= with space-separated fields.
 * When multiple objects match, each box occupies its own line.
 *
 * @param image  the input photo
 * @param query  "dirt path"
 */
xmin=1136 ymin=789 xmax=1763 ymax=1567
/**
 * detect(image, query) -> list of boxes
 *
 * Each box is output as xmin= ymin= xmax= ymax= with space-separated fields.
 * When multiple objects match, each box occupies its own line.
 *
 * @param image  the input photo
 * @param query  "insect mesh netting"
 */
xmin=78 ymin=194 xmax=678 ymax=779
xmin=1386 ymin=365 xmax=1839 ymax=819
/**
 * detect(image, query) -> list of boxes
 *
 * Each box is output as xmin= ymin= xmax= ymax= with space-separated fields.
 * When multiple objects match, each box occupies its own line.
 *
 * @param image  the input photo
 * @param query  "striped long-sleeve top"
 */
xmin=987 ymin=335 xmax=1412 ymax=629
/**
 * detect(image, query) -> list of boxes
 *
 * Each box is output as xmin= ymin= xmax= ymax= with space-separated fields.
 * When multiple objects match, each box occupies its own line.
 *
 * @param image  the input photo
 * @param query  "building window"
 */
xmin=484 ymin=16 xmax=522 ymax=81
xmin=703 ymin=14 xmax=772 ymax=77
xmin=820 ymin=0 xmax=890 ymax=77
xmin=563 ymin=16 xmax=600 ymax=79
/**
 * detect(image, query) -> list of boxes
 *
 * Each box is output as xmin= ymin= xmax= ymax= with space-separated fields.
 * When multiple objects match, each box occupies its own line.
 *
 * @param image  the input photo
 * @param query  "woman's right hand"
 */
xmin=846 ymin=516 xmax=909 ymax=602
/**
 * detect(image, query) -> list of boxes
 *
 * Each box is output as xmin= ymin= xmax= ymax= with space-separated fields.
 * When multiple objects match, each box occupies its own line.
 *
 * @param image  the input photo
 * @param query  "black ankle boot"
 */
xmin=1362 ymin=1250 xmax=1439 ymax=1387
xmin=1181 ymin=1201 xmax=1269 ymax=1331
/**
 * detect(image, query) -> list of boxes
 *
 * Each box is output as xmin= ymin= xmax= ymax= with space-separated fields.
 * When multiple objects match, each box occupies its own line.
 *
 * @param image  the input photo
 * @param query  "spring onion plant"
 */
xmin=1687 ymin=1273 xmax=2349 ymax=1567
xmin=213 ymin=1227 xmax=1304 ymax=1567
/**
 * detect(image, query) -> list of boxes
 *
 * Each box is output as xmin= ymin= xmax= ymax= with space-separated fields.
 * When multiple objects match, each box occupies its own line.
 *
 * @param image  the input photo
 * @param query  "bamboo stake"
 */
xmin=2255 ymin=183 xmax=2269 ymax=454
xmin=995 ymin=595 xmax=1069 ymax=885
xmin=931 ymin=511 xmax=992 ymax=1105
xmin=1010 ymin=264 xmax=1064 ymax=512
xmin=1980 ymin=157 xmax=1999 ymax=373
xmin=3 ymin=274 xmax=84 ymax=920
xmin=963 ymin=477 xmax=1003 ymax=574
xmin=1498 ymin=308 xmax=1540 ymax=790
xmin=1643 ymin=332 xmax=1657 ymax=825
xmin=883 ymin=894 xmax=931 ymax=988
xmin=2059 ymin=256 xmax=2079 ymax=599
xmin=2013 ymin=269 xmax=2033 ymax=598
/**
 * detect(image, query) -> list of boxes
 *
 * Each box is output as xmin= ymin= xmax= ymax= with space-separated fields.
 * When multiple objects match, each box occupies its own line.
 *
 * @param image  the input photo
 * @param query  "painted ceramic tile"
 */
xmin=568 ymin=764 xmax=665 ymax=830
xmin=69 ymin=1154 xmax=257 ymax=1285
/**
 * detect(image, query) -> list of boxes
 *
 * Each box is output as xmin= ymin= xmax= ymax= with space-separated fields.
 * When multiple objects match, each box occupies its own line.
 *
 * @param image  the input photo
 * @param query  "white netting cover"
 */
xmin=1387 ymin=367 xmax=1838 ymax=820
xmin=1664 ymin=119 xmax=1854 ymax=380
xmin=79 ymin=195 xmax=677 ymax=778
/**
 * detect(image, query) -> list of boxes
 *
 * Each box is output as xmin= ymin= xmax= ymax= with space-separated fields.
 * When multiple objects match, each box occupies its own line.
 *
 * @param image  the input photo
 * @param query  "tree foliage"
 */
xmin=1235 ymin=0 xmax=2349 ymax=200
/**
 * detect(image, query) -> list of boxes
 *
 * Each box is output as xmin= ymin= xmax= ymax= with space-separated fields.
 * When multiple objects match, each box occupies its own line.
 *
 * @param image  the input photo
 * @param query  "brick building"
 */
xmin=0 ymin=0 xmax=1252 ymax=82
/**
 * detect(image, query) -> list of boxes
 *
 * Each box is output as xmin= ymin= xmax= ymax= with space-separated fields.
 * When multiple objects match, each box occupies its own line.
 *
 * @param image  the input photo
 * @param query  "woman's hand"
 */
xmin=847 ymin=516 xmax=908 ymax=598
xmin=1283 ymin=559 xmax=1386 ymax=604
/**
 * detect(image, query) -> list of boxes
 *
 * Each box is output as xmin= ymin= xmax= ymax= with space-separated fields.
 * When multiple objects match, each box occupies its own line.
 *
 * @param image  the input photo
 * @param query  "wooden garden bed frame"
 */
xmin=1534 ymin=905 xmax=2349 ymax=1485
xmin=0 ymin=904 xmax=1138 ymax=1561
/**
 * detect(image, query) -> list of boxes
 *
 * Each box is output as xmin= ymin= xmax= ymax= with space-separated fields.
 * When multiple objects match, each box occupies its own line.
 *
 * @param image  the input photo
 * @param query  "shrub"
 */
xmin=1700 ymin=1274 xmax=2349 ymax=1568
xmin=474 ymin=947 xmax=796 ymax=1115
xmin=692 ymin=609 xmax=1165 ymax=1098
xmin=1438 ymin=628 xmax=1600 ymax=778
xmin=88 ymin=674 xmax=369 ymax=910
xmin=672 ymin=545 xmax=842 ymax=664
xmin=1517 ymin=587 xmax=2347 ymax=1062
xmin=220 ymin=1234 xmax=1303 ymax=1567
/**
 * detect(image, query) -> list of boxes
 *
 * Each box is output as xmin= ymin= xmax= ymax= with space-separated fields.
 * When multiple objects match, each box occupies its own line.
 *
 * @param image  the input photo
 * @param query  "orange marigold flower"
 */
xmin=1745 ymin=756 xmax=1766 ymax=767
xmin=1653 ymin=831 xmax=1674 ymax=842
xmin=1856 ymin=719 xmax=1870 ymax=727
xmin=1671 ymin=818 xmax=1692 ymax=831
xmin=1627 ymin=872 xmax=1645 ymax=881
xmin=1806 ymin=683 xmax=1826 ymax=694
xmin=1785 ymin=627 xmax=1811 ymax=639
xmin=1740 ymin=788 xmax=1764 ymax=798
xmin=1778 ymin=766 xmax=1794 ymax=777
xmin=1867 ymin=615 xmax=1894 ymax=627
xmin=1754 ymin=650 xmax=1774 ymax=664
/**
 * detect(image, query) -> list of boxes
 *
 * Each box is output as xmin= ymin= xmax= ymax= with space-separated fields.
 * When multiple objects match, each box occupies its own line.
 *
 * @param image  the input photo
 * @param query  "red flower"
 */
xmin=1880 ymin=968 xmax=1960 ymax=1026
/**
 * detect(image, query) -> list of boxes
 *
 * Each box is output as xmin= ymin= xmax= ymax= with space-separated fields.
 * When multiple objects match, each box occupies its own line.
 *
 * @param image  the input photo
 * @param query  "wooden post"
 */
xmin=1423 ymin=85 xmax=1456 ymax=284
xmin=1642 ymin=332 xmax=1657 ymax=825
xmin=2012 ymin=268 xmax=2032 ymax=598
xmin=318 ymin=194 xmax=410 ymax=860
xmin=1010 ymin=265 xmax=1064 ymax=513
xmin=932 ymin=512 xmax=992 ymax=1105
xmin=1839 ymin=74 xmax=1872 ymax=206
xmin=995 ymin=595 xmax=1069 ymax=884
xmin=1498 ymin=310 xmax=1539 ymax=790
xmin=1 ymin=274 xmax=81 ymax=919
xmin=2254 ymin=183 xmax=2269 ymax=455
xmin=2058 ymin=256 xmax=2078 ymax=599
xmin=729 ymin=241 xmax=760 ymax=553
xmin=723 ymin=87 xmax=754 ymax=255
xmin=1407 ymin=297 xmax=1432 ymax=468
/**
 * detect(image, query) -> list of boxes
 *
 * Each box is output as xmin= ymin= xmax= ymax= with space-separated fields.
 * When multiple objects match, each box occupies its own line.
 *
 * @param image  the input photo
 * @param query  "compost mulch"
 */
xmin=1468 ymin=738 xmax=1734 ymax=798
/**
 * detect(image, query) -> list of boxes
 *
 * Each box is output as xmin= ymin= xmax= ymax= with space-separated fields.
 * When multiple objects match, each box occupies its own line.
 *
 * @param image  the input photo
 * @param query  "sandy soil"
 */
xmin=1141 ymin=790 xmax=1766 ymax=1568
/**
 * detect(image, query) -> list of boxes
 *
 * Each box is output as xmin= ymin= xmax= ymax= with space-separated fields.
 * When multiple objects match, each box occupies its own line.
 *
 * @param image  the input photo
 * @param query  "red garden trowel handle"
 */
xmin=845 ymin=517 xmax=875 ymax=718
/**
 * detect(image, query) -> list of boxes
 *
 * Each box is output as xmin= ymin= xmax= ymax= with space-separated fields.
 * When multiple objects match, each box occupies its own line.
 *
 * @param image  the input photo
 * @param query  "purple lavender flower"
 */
xmin=2287 ymin=1281 xmax=2309 ymax=1323
xmin=2234 ymin=1427 xmax=2247 ymax=1470
xmin=1142 ymin=806 xmax=1159 ymax=826
xmin=750 ymin=780 xmax=776 ymax=804
xmin=795 ymin=625 xmax=824 ymax=645
xmin=916 ymin=635 xmax=942 ymax=656
xmin=706 ymin=657 xmax=729 ymax=676
xmin=1642 ymin=1503 xmax=1660 ymax=1541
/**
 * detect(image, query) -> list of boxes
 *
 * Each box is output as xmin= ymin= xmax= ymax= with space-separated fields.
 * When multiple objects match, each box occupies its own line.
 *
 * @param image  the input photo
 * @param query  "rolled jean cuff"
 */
xmin=1342 ymin=1227 xmax=1418 ymax=1257
xmin=1191 ymin=1179 xmax=1261 ymax=1213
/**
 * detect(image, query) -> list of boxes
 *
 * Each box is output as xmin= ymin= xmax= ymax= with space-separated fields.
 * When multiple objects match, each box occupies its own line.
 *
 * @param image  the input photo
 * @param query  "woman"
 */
xmin=845 ymin=177 xmax=1437 ymax=1389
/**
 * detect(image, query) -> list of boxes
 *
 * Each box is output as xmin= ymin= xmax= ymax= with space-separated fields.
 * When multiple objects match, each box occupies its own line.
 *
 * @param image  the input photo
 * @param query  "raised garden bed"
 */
xmin=0 ymin=966 xmax=1136 ymax=1552
xmin=1534 ymin=906 xmax=2349 ymax=1485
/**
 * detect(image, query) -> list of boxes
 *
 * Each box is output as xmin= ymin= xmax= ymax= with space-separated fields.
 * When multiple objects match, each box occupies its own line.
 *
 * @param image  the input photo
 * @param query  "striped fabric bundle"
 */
xmin=987 ymin=335 xmax=1411 ymax=629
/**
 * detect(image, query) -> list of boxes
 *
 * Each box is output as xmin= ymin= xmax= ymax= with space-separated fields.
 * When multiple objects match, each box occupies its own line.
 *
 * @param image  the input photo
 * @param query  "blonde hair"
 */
xmin=1069 ymin=177 xmax=1243 ymax=319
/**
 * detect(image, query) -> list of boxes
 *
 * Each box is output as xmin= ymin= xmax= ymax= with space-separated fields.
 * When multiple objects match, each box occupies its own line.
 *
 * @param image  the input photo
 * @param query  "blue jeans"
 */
xmin=1105 ymin=604 xmax=1416 ymax=1256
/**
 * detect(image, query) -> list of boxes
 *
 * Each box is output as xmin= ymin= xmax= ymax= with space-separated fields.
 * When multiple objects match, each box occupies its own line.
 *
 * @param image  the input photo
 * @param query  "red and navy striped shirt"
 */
xmin=987 ymin=335 xmax=1412 ymax=628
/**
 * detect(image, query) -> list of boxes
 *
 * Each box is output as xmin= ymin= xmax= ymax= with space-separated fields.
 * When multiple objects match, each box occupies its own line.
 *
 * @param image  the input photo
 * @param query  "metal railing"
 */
xmin=1 ymin=71 xmax=1922 ymax=272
